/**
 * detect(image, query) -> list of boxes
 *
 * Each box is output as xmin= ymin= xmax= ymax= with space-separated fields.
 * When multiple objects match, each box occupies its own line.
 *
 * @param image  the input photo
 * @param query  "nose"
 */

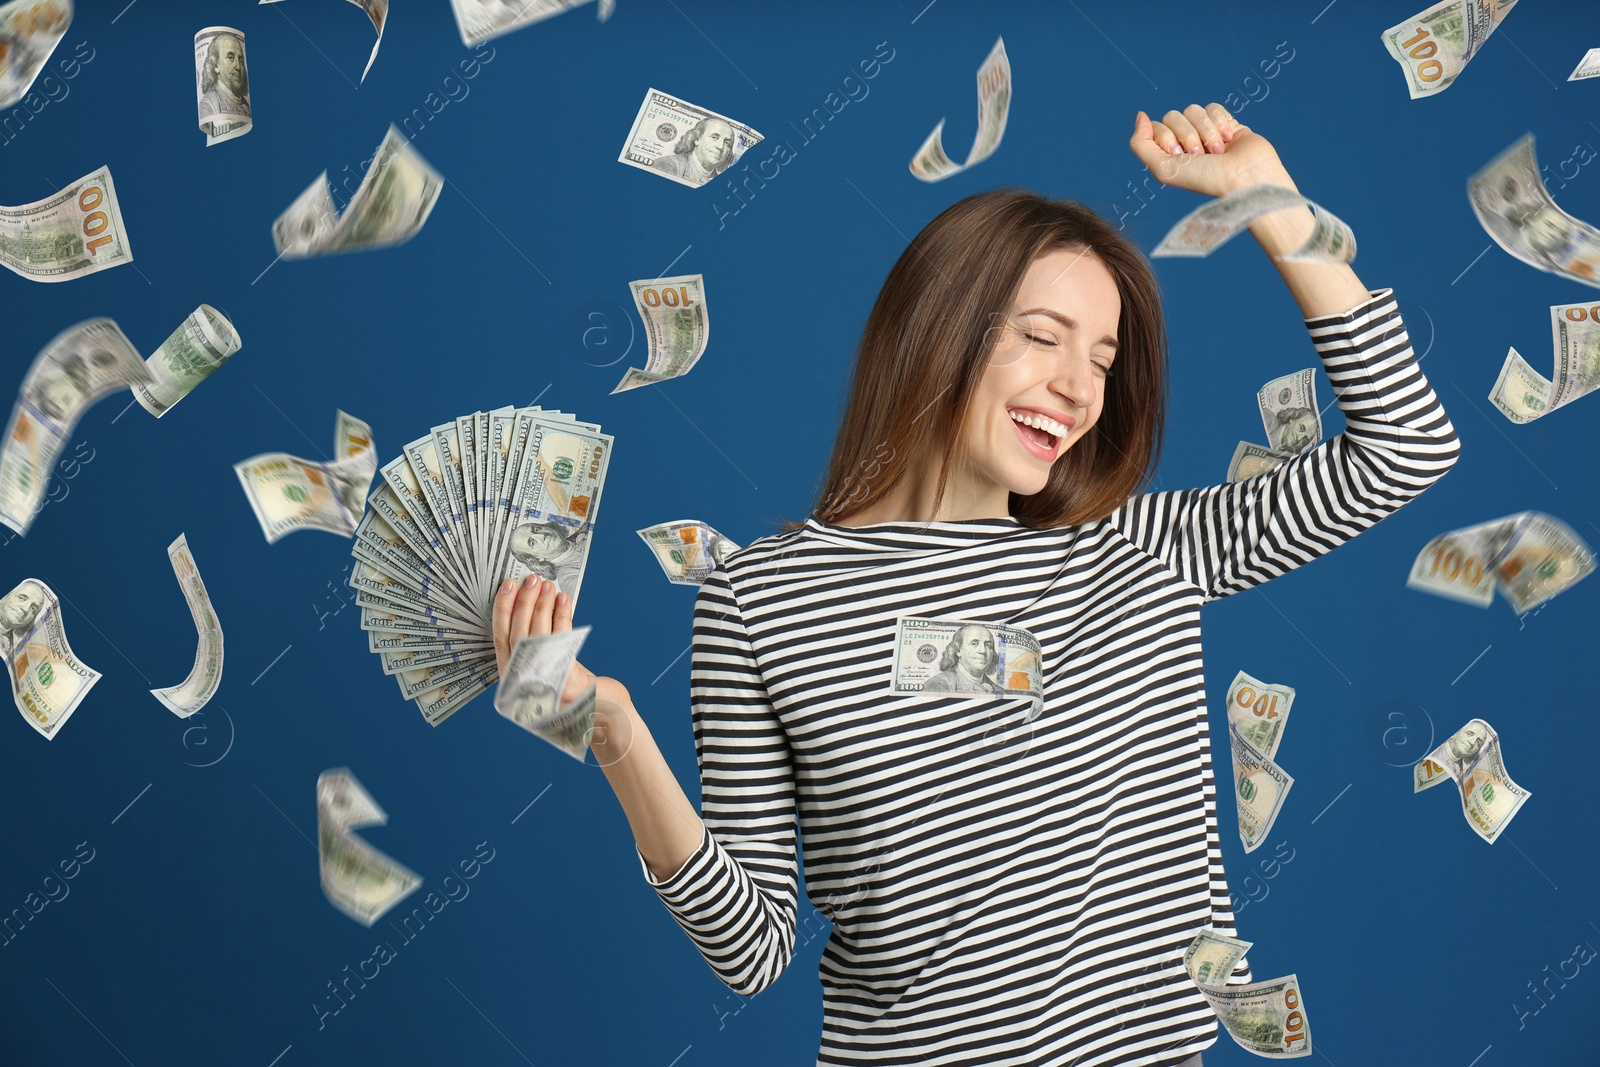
xmin=1049 ymin=347 xmax=1098 ymax=413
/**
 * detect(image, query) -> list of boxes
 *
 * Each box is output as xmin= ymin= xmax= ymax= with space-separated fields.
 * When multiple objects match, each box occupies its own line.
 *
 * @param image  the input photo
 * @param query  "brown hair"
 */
xmin=776 ymin=187 xmax=1167 ymax=534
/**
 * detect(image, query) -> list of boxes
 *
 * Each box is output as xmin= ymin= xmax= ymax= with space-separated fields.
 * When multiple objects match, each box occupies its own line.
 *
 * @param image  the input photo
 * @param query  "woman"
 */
xmin=492 ymin=103 xmax=1460 ymax=1066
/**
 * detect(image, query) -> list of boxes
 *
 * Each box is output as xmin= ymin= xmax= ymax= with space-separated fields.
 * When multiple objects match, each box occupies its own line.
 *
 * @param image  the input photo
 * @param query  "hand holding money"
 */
xmin=491 ymin=574 xmax=633 ymax=763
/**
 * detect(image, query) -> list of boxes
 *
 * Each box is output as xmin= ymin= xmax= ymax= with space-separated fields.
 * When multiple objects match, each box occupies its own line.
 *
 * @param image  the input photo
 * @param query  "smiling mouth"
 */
xmin=1008 ymin=408 xmax=1072 ymax=459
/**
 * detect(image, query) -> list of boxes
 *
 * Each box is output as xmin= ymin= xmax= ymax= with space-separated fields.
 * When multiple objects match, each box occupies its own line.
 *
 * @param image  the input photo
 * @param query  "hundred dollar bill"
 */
xmin=1231 ymin=720 xmax=1292 ymax=854
xmin=1413 ymin=718 xmax=1529 ymax=844
xmin=0 ymin=166 xmax=133 ymax=282
xmin=449 ymin=0 xmax=612 ymax=47
xmin=0 ymin=0 xmax=71 ymax=109
xmin=234 ymin=410 xmax=376 ymax=543
xmin=890 ymin=614 xmax=1044 ymax=722
xmin=617 ymin=88 xmax=764 ymax=189
xmin=612 ymin=274 xmax=710 ymax=393
xmin=1153 ymin=184 xmax=1355 ymax=263
xmin=1571 ymin=48 xmax=1600 ymax=81
xmin=911 ymin=36 xmax=1011 ymax=182
xmin=1183 ymin=927 xmax=1253 ymax=989
xmin=259 ymin=0 xmax=385 ymax=82
xmin=637 ymin=519 xmax=739 ymax=585
xmin=1201 ymin=973 xmax=1312 ymax=1058
xmin=193 ymin=27 xmax=251 ymax=146
xmin=273 ymin=125 xmax=441 ymax=259
xmin=1469 ymin=134 xmax=1600 ymax=291
xmin=0 ymin=319 xmax=152 ymax=535
xmin=316 ymin=768 xmax=421 ymax=926
xmin=151 ymin=534 xmax=223 ymax=718
xmin=132 ymin=305 xmax=241 ymax=417
xmin=0 ymin=578 xmax=99 ymax=740
xmin=493 ymin=416 xmax=612 ymax=618
xmin=1489 ymin=301 xmax=1600 ymax=422
xmin=1382 ymin=0 xmax=1517 ymax=99
xmin=1227 ymin=441 xmax=1293 ymax=482
xmin=1226 ymin=670 xmax=1294 ymax=760
xmin=495 ymin=627 xmax=596 ymax=761
xmin=1257 ymin=368 xmax=1320 ymax=454
xmin=1408 ymin=511 xmax=1594 ymax=613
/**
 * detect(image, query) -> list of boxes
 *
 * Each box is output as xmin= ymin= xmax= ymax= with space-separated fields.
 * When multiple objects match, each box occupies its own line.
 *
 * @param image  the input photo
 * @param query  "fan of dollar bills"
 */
xmin=349 ymin=406 xmax=612 ymax=727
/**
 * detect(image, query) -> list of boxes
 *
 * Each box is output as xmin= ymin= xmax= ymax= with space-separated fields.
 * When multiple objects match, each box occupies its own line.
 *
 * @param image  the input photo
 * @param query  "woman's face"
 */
xmin=965 ymin=247 xmax=1120 ymax=498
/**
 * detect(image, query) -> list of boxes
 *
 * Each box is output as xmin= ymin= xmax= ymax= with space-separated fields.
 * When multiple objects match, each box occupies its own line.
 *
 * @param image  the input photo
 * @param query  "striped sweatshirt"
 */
xmin=637 ymin=288 xmax=1460 ymax=1066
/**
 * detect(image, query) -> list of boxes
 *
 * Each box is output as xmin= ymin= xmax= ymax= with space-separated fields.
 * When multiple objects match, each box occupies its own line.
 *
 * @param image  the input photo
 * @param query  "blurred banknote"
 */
xmin=1381 ymin=0 xmax=1517 ymax=98
xmin=637 ymin=518 xmax=739 ymax=585
xmin=132 ymin=304 xmax=241 ymax=418
xmin=235 ymin=410 xmax=376 ymax=542
xmin=0 ymin=0 xmax=70 ymax=109
xmin=449 ymin=0 xmax=612 ymax=47
xmin=1201 ymin=973 xmax=1313 ymax=1058
xmin=910 ymin=36 xmax=1011 ymax=182
xmin=1257 ymin=368 xmax=1321 ymax=454
xmin=1226 ymin=670 xmax=1295 ymax=760
xmin=259 ymin=0 xmax=384 ymax=81
xmin=1414 ymin=717 xmax=1529 ymax=844
xmin=193 ymin=26 xmax=251 ymax=145
xmin=612 ymin=274 xmax=709 ymax=393
xmin=495 ymin=627 xmax=596 ymax=761
xmin=1183 ymin=927 xmax=1253 ymax=990
xmin=1227 ymin=440 xmax=1293 ymax=482
xmin=151 ymin=533 xmax=223 ymax=717
xmin=1571 ymin=48 xmax=1600 ymax=81
xmin=1469 ymin=134 xmax=1600 ymax=290
xmin=1232 ymin=720 xmax=1292 ymax=854
xmin=1153 ymin=184 xmax=1355 ymax=262
xmin=273 ymin=125 xmax=441 ymax=259
xmin=316 ymin=768 xmax=421 ymax=925
xmin=0 ymin=318 xmax=152 ymax=535
xmin=618 ymin=89 xmax=763 ymax=189
xmin=890 ymin=614 xmax=1044 ymax=722
xmin=0 ymin=166 xmax=133 ymax=282
xmin=1408 ymin=510 xmax=1594 ymax=612
xmin=0 ymin=578 xmax=99 ymax=739
xmin=1489 ymin=301 xmax=1600 ymax=422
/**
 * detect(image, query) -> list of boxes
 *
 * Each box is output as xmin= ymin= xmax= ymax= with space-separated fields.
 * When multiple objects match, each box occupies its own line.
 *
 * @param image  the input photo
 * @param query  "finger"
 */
xmin=531 ymin=576 xmax=558 ymax=635
xmin=509 ymin=575 xmax=540 ymax=644
xmin=1132 ymin=110 xmax=1184 ymax=171
xmin=1184 ymin=103 xmax=1223 ymax=153
xmin=1149 ymin=120 xmax=1183 ymax=156
xmin=492 ymin=577 xmax=517 ymax=657
xmin=1205 ymin=101 xmax=1240 ymax=141
xmin=552 ymin=585 xmax=573 ymax=632
xmin=1162 ymin=109 xmax=1202 ymax=153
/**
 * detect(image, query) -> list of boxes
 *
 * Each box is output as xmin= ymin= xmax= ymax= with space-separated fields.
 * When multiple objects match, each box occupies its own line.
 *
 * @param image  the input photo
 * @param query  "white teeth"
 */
xmin=1009 ymin=408 xmax=1068 ymax=440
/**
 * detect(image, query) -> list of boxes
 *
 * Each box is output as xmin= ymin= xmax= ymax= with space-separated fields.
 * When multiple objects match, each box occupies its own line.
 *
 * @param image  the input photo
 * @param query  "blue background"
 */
xmin=1 ymin=1 xmax=1597 ymax=1064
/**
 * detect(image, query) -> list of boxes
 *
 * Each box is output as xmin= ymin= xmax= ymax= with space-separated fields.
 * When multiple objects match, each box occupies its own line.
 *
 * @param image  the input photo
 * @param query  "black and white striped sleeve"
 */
xmin=1112 ymin=287 xmax=1461 ymax=601
xmin=634 ymin=567 xmax=800 ymax=997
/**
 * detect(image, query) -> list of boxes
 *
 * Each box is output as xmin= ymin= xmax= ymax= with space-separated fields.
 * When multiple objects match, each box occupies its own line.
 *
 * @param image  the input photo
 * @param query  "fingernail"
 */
xmin=1208 ymin=140 xmax=1224 ymax=153
xmin=1167 ymin=143 xmax=1183 ymax=156
xmin=524 ymin=575 xmax=538 ymax=588
xmin=500 ymin=578 xmax=515 ymax=593
xmin=1187 ymin=144 xmax=1202 ymax=154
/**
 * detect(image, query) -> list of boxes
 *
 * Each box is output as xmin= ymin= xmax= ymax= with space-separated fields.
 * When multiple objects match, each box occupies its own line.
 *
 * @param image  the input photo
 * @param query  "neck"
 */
xmin=834 ymin=459 xmax=1010 ymax=526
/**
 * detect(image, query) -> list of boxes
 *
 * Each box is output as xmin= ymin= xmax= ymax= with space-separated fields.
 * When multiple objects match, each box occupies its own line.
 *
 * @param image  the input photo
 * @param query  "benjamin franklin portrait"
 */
xmin=1273 ymin=405 xmax=1318 ymax=454
xmin=922 ymin=624 xmax=1006 ymax=695
xmin=507 ymin=520 xmax=589 ymax=596
xmin=198 ymin=30 xmax=249 ymax=119
xmin=0 ymin=579 xmax=48 ymax=659
xmin=654 ymin=117 xmax=736 ymax=187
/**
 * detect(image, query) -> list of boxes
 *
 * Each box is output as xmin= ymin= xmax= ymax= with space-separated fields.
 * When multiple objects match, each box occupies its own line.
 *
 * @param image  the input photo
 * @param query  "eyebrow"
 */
xmin=1016 ymin=307 xmax=1118 ymax=353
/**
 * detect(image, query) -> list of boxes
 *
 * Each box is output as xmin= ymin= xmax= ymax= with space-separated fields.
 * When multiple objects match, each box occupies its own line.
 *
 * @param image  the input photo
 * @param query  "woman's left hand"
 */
xmin=1128 ymin=102 xmax=1293 ymax=200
